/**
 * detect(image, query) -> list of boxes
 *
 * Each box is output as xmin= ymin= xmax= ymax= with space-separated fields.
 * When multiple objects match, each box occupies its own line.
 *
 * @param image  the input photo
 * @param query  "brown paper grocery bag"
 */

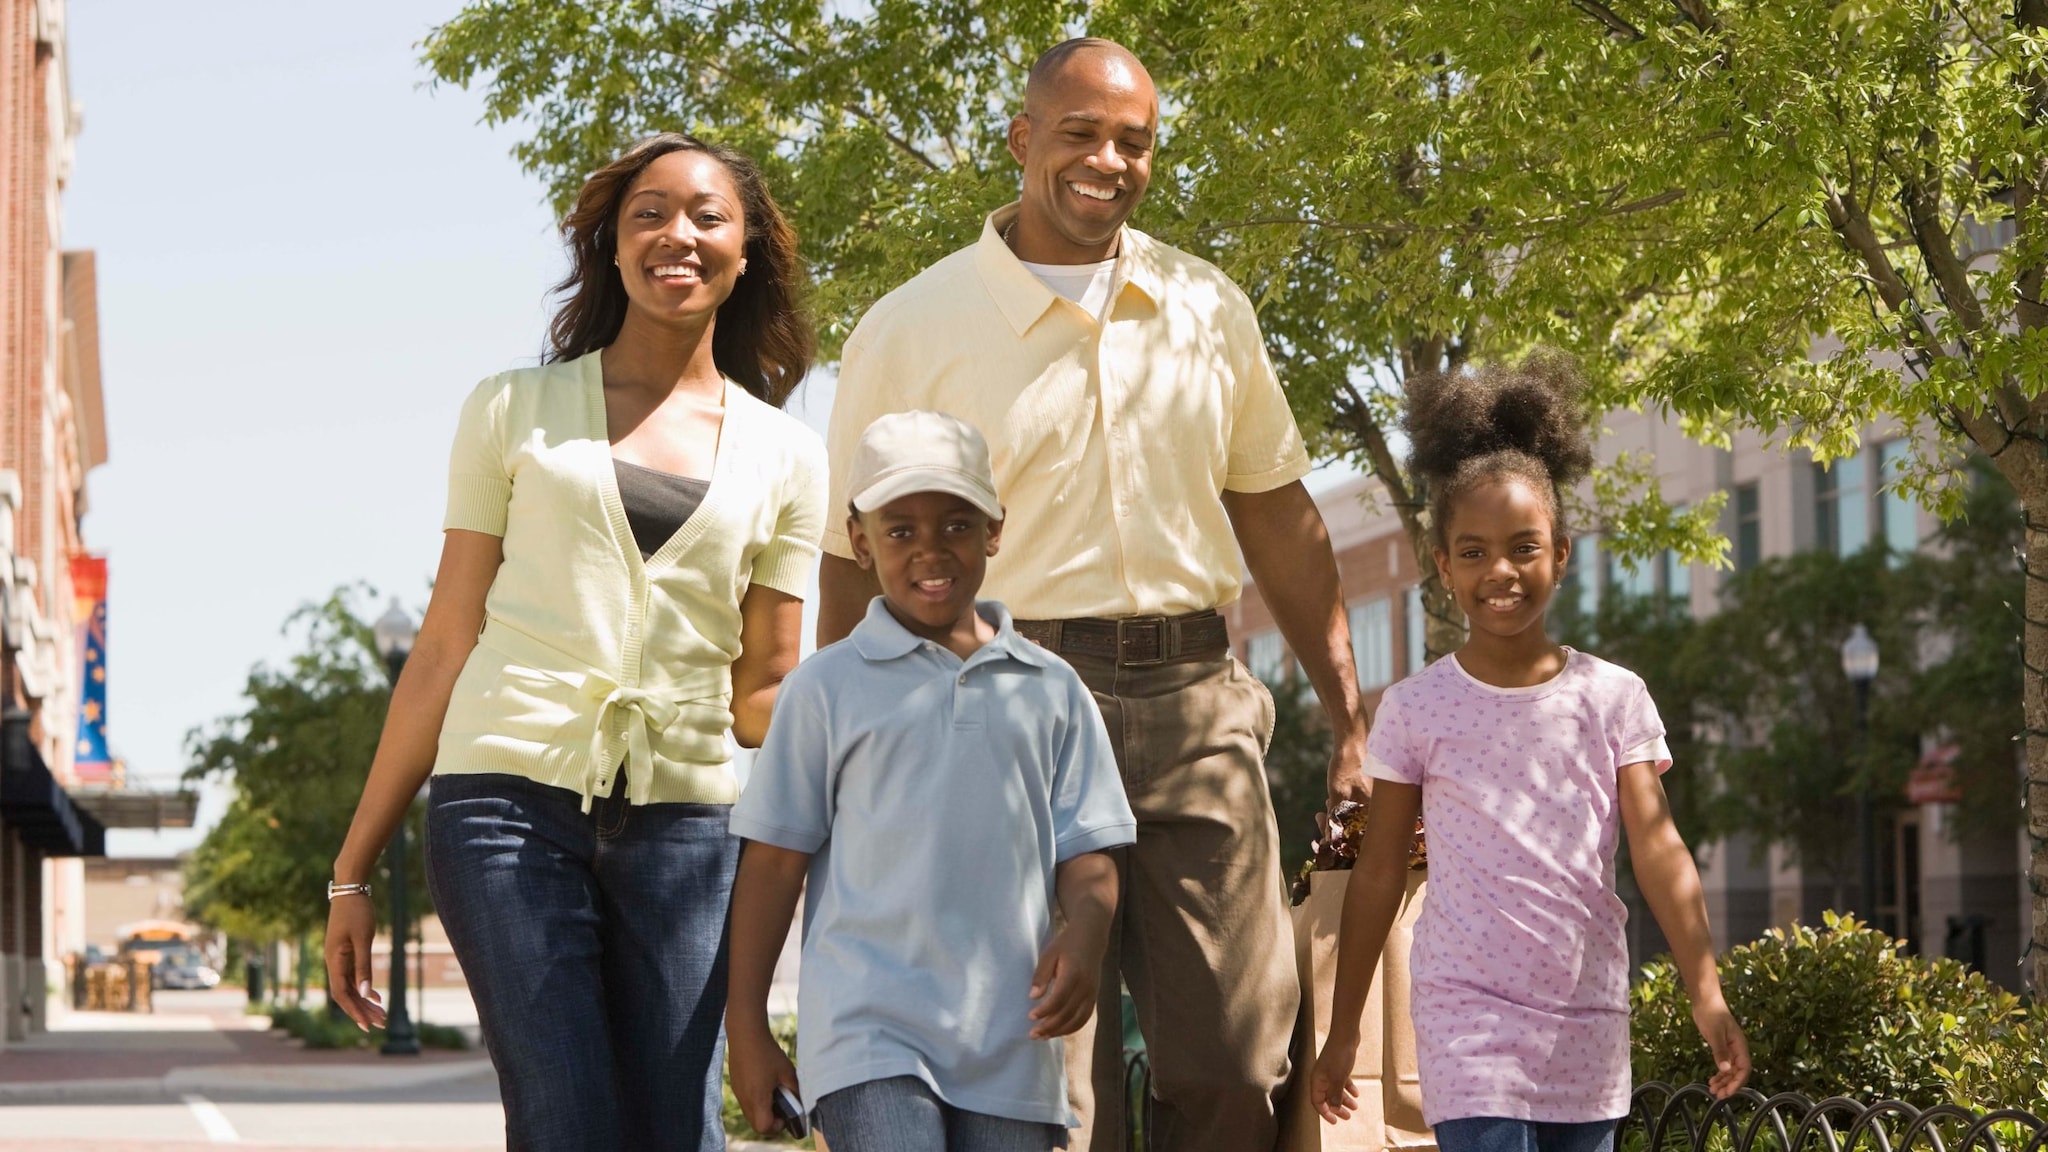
xmin=1277 ymin=868 xmax=1435 ymax=1152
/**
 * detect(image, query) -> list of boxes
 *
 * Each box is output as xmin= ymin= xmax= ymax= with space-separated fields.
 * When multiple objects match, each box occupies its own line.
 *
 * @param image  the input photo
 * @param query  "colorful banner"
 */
xmin=71 ymin=554 xmax=111 ymax=782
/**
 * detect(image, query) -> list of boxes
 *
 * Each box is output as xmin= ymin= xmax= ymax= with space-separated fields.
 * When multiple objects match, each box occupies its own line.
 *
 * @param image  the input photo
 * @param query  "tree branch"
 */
xmin=1669 ymin=0 xmax=1719 ymax=33
xmin=1572 ymin=0 xmax=1646 ymax=40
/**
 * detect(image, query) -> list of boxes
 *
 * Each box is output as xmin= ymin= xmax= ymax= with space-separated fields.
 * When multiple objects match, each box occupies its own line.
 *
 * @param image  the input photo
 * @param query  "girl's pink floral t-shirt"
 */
xmin=1365 ymin=649 xmax=1671 ymax=1126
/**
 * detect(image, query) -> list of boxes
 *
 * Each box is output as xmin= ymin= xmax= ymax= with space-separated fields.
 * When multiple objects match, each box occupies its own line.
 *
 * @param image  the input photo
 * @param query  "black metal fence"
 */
xmin=1117 ymin=1058 xmax=2047 ymax=1152
xmin=1624 ymin=1082 xmax=2047 ymax=1152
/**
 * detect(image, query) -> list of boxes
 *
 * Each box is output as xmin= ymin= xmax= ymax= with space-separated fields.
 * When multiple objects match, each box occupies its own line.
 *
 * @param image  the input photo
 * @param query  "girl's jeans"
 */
xmin=427 ymin=772 xmax=738 ymax=1152
xmin=1435 ymin=1116 xmax=1620 ymax=1152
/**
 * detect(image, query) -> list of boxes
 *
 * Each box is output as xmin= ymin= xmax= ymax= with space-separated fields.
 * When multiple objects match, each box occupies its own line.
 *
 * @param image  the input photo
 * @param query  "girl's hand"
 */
xmin=1027 ymin=924 xmax=1101 ymax=1039
xmin=1311 ymin=1032 xmax=1363 ymax=1124
xmin=1692 ymin=999 xmax=1751 ymax=1099
xmin=727 ymin=1024 xmax=801 ymax=1136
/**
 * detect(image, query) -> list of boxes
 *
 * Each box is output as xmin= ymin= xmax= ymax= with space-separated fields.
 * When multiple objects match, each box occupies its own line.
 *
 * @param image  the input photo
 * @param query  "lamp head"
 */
xmin=1840 ymin=622 xmax=1879 ymax=684
xmin=373 ymin=597 xmax=418 ymax=663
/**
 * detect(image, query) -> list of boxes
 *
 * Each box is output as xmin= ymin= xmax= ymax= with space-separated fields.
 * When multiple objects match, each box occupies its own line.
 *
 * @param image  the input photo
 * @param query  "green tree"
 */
xmin=1556 ymin=466 xmax=2022 ymax=927
xmin=182 ymin=589 xmax=426 ymax=981
xmin=423 ymin=0 xmax=2048 ymax=984
xmin=418 ymin=0 xmax=1726 ymax=672
xmin=1687 ymin=549 xmax=1922 ymax=909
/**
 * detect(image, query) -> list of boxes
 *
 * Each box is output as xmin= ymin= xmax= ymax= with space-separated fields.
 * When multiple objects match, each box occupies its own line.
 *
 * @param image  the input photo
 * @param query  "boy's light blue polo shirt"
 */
xmin=731 ymin=597 xmax=1136 ymax=1126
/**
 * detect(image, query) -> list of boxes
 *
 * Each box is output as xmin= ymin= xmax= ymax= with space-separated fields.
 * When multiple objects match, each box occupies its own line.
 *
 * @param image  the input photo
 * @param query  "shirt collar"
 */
xmin=848 ymin=596 xmax=1050 ymax=668
xmin=975 ymin=202 xmax=1163 ymax=337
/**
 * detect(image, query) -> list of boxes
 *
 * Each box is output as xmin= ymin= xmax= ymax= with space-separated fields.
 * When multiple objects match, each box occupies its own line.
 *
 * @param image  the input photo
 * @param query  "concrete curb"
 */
xmin=0 ymin=1076 xmax=170 ymax=1104
xmin=0 ymin=1058 xmax=497 ymax=1104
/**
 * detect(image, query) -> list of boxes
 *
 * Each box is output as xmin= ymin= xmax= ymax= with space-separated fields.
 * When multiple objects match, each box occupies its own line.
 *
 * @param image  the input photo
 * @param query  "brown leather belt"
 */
xmin=1015 ymin=610 xmax=1230 ymax=667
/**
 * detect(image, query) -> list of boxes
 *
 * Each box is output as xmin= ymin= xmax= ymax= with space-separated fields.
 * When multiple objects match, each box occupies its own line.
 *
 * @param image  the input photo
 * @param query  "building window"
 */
xmin=1245 ymin=630 xmax=1287 ymax=686
xmin=1663 ymin=551 xmax=1692 ymax=601
xmin=1574 ymin=533 xmax=1601 ymax=616
xmin=1609 ymin=552 xmax=1658 ymax=600
xmin=1351 ymin=596 xmax=1394 ymax=690
xmin=1733 ymin=483 xmax=1762 ymax=572
xmin=1404 ymin=585 xmax=1426 ymax=675
xmin=1814 ymin=451 xmax=1870 ymax=555
xmin=1876 ymin=440 xmax=1918 ymax=558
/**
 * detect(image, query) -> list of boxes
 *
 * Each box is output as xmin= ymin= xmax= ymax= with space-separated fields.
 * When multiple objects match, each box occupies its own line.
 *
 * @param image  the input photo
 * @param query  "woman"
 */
xmin=324 ymin=133 xmax=825 ymax=1151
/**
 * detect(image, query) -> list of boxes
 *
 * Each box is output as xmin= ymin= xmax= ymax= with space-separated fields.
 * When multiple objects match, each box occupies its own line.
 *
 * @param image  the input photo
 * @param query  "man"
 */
xmin=818 ymin=38 xmax=1369 ymax=1152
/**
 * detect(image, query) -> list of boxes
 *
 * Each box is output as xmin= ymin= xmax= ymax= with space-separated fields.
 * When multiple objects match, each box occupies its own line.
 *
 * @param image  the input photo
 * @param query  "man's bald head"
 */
xmin=1005 ymin=38 xmax=1158 ymax=264
xmin=1023 ymin=38 xmax=1157 ymax=121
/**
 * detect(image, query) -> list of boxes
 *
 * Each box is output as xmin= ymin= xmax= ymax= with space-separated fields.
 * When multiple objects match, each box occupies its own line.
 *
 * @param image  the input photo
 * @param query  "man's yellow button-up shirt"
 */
xmin=826 ymin=204 xmax=1312 ymax=620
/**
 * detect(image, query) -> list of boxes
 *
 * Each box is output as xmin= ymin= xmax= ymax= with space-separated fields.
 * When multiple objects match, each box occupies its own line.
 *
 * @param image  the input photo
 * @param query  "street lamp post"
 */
xmin=373 ymin=598 xmax=420 ymax=1057
xmin=1840 ymin=623 xmax=1881 ymax=927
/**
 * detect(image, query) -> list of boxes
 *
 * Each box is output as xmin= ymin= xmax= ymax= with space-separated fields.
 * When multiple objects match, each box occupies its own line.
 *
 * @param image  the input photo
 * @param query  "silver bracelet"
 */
xmin=326 ymin=881 xmax=372 ymax=901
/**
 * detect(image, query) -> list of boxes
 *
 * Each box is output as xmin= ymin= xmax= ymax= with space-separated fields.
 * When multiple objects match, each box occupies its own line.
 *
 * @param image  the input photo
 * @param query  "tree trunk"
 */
xmin=2021 ymin=488 xmax=2048 ymax=994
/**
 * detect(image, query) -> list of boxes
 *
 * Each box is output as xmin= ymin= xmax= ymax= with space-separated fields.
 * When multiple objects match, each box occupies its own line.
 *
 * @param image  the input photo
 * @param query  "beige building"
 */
xmin=1231 ymin=411 xmax=2035 ymax=989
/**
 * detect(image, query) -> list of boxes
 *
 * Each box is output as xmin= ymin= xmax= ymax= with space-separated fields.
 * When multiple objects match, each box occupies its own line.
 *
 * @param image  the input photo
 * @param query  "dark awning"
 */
xmin=1 ymin=711 xmax=107 ymax=857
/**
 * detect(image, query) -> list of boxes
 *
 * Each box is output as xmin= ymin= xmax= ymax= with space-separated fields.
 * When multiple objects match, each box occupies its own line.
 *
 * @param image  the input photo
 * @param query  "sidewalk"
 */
xmin=0 ymin=989 xmax=488 ymax=1104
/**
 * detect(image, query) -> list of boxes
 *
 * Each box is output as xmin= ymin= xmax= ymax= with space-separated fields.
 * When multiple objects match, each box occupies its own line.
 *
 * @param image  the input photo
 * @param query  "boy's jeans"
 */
xmin=815 ymin=1076 xmax=1064 ymax=1152
xmin=426 ymin=771 xmax=738 ymax=1152
xmin=1060 ymin=652 xmax=1298 ymax=1152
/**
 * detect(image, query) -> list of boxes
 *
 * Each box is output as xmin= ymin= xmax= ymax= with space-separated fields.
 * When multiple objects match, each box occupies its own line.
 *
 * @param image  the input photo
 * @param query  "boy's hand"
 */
xmin=1027 ymin=924 xmax=1102 ymax=1039
xmin=1311 ymin=1030 xmax=1363 ymax=1124
xmin=726 ymin=1025 xmax=801 ymax=1136
xmin=1692 ymin=998 xmax=1751 ymax=1099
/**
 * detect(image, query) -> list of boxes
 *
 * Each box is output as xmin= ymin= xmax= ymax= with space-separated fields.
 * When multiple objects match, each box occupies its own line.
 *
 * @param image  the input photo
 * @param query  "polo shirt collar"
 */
xmin=975 ymin=202 xmax=1164 ymax=337
xmin=849 ymin=596 xmax=1050 ymax=668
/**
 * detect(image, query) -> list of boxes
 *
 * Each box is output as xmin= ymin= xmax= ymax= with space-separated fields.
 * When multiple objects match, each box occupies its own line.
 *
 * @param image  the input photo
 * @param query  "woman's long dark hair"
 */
xmin=546 ymin=134 xmax=814 ymax=406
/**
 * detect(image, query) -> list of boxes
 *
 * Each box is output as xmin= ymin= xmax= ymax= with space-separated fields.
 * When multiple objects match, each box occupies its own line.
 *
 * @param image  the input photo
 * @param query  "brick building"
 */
xmin=0 ymin=0 xmax=108 ymax=1048
xmin=1231 ymin=412 xmax=2035 ymax=990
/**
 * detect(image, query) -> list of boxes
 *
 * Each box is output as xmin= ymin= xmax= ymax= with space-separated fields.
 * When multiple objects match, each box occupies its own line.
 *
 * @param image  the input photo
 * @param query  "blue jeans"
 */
xmin=426 ymin=772 xmax=739 ymax=1152
xmin=814 ymin=1076 xmax=1066 ymax=1152
xmin=1435 ymin=1117 xmax=1620 ymax=1152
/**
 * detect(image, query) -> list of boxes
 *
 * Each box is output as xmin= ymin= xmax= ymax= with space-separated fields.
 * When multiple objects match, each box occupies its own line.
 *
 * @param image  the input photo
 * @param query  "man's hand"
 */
xmin=1327 ymin=726 xmax=1371 ymax=809
xmin=1311 ymin=1028 xmax=1363 ymax=1124
xmin=727 ymin=1025 xmax=802 ymax=1136
xmin=1693 ymin=998 xmax=1751 ymax=1100
xmin=1027 ymin=923 xmax=1103 ymax=1039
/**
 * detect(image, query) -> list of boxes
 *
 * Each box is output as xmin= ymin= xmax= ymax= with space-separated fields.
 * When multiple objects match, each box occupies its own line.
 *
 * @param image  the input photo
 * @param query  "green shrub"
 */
xmin=416 ymin=1021 xmax=468 ymax=1051
xmin=1631 ymin=913 xmax=2046 ymax=1110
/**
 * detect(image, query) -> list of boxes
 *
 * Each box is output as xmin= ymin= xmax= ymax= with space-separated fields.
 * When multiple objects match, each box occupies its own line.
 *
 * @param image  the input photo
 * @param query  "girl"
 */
xmin=1311 ymin=353 xmax=1750 ymax=1152
xmin=324 ymin=134 xmax=826 ymax=1151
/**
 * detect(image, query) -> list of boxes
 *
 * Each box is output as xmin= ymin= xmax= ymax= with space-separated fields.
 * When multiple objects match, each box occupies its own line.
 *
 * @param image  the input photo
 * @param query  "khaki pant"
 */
xmin=1064 ymin=652 xmax=1300 ymax=1152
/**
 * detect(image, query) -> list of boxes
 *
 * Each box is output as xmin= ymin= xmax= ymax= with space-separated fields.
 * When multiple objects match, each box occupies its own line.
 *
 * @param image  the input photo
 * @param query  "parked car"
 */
xmin=155 ymin=958 xmax=221 ymax=990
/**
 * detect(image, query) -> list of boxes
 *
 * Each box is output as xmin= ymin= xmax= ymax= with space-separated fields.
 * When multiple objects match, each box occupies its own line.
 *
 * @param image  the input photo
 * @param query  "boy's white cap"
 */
xmin=847 ymin=410 xmax=1002 ymax=521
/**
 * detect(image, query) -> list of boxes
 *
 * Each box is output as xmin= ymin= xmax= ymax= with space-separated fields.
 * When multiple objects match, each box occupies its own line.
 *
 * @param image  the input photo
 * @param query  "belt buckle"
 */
xmin=1116 ymin=618 xmax=1166 ymax=667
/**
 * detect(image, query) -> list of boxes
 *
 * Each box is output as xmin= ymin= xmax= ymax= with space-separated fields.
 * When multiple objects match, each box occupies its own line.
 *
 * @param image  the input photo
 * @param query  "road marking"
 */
xmin=182 ymin=1093 xmax=241 ymax=1143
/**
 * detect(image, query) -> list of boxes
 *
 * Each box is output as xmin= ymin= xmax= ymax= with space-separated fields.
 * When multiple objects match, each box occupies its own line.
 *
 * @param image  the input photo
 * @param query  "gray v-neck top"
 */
xmin=613 ymin=458 xmax=710 ymax=560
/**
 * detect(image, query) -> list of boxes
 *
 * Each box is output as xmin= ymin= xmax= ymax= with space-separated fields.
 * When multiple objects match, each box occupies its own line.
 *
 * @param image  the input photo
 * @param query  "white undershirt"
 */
xmin=1020 ymin=257 xmax=1119 ymax=321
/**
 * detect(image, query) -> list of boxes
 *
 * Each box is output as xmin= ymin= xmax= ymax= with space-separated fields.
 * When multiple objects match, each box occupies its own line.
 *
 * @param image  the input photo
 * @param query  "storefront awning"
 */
xmin=69 ymin=787 xmax=198 ymax=829
xmin=1 ymin=711 xmax=107 ymax=857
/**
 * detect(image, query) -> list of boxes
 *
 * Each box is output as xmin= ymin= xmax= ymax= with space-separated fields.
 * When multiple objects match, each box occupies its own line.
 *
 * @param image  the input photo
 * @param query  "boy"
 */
xmin=726 ymin=410 xmax=1136 ymax=1152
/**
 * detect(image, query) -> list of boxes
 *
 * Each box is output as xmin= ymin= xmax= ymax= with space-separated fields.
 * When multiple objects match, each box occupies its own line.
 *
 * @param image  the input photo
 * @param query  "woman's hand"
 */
xmin=726 ymin=1024 xmax=801 ymax=1136
xmin=322 ymin=894 xmax=385 ymax=1031
xmin=1312 ymin=1029 xmax=1363 ymax=1124
xmin=1692 ymin=997 xmax=1751 ymax=1099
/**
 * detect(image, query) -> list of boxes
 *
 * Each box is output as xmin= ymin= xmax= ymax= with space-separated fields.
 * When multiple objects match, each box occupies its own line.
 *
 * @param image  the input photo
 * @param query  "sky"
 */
xmin=61 ymin=0 xmax=1347 ymax=856
xmin=60 ymin=1 xmax=826 ymax=854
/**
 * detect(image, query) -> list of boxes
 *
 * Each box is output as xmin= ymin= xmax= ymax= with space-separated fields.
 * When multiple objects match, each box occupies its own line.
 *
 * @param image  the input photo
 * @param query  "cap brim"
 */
xmin=850 ymin=468 xmax=1002 ymax=522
